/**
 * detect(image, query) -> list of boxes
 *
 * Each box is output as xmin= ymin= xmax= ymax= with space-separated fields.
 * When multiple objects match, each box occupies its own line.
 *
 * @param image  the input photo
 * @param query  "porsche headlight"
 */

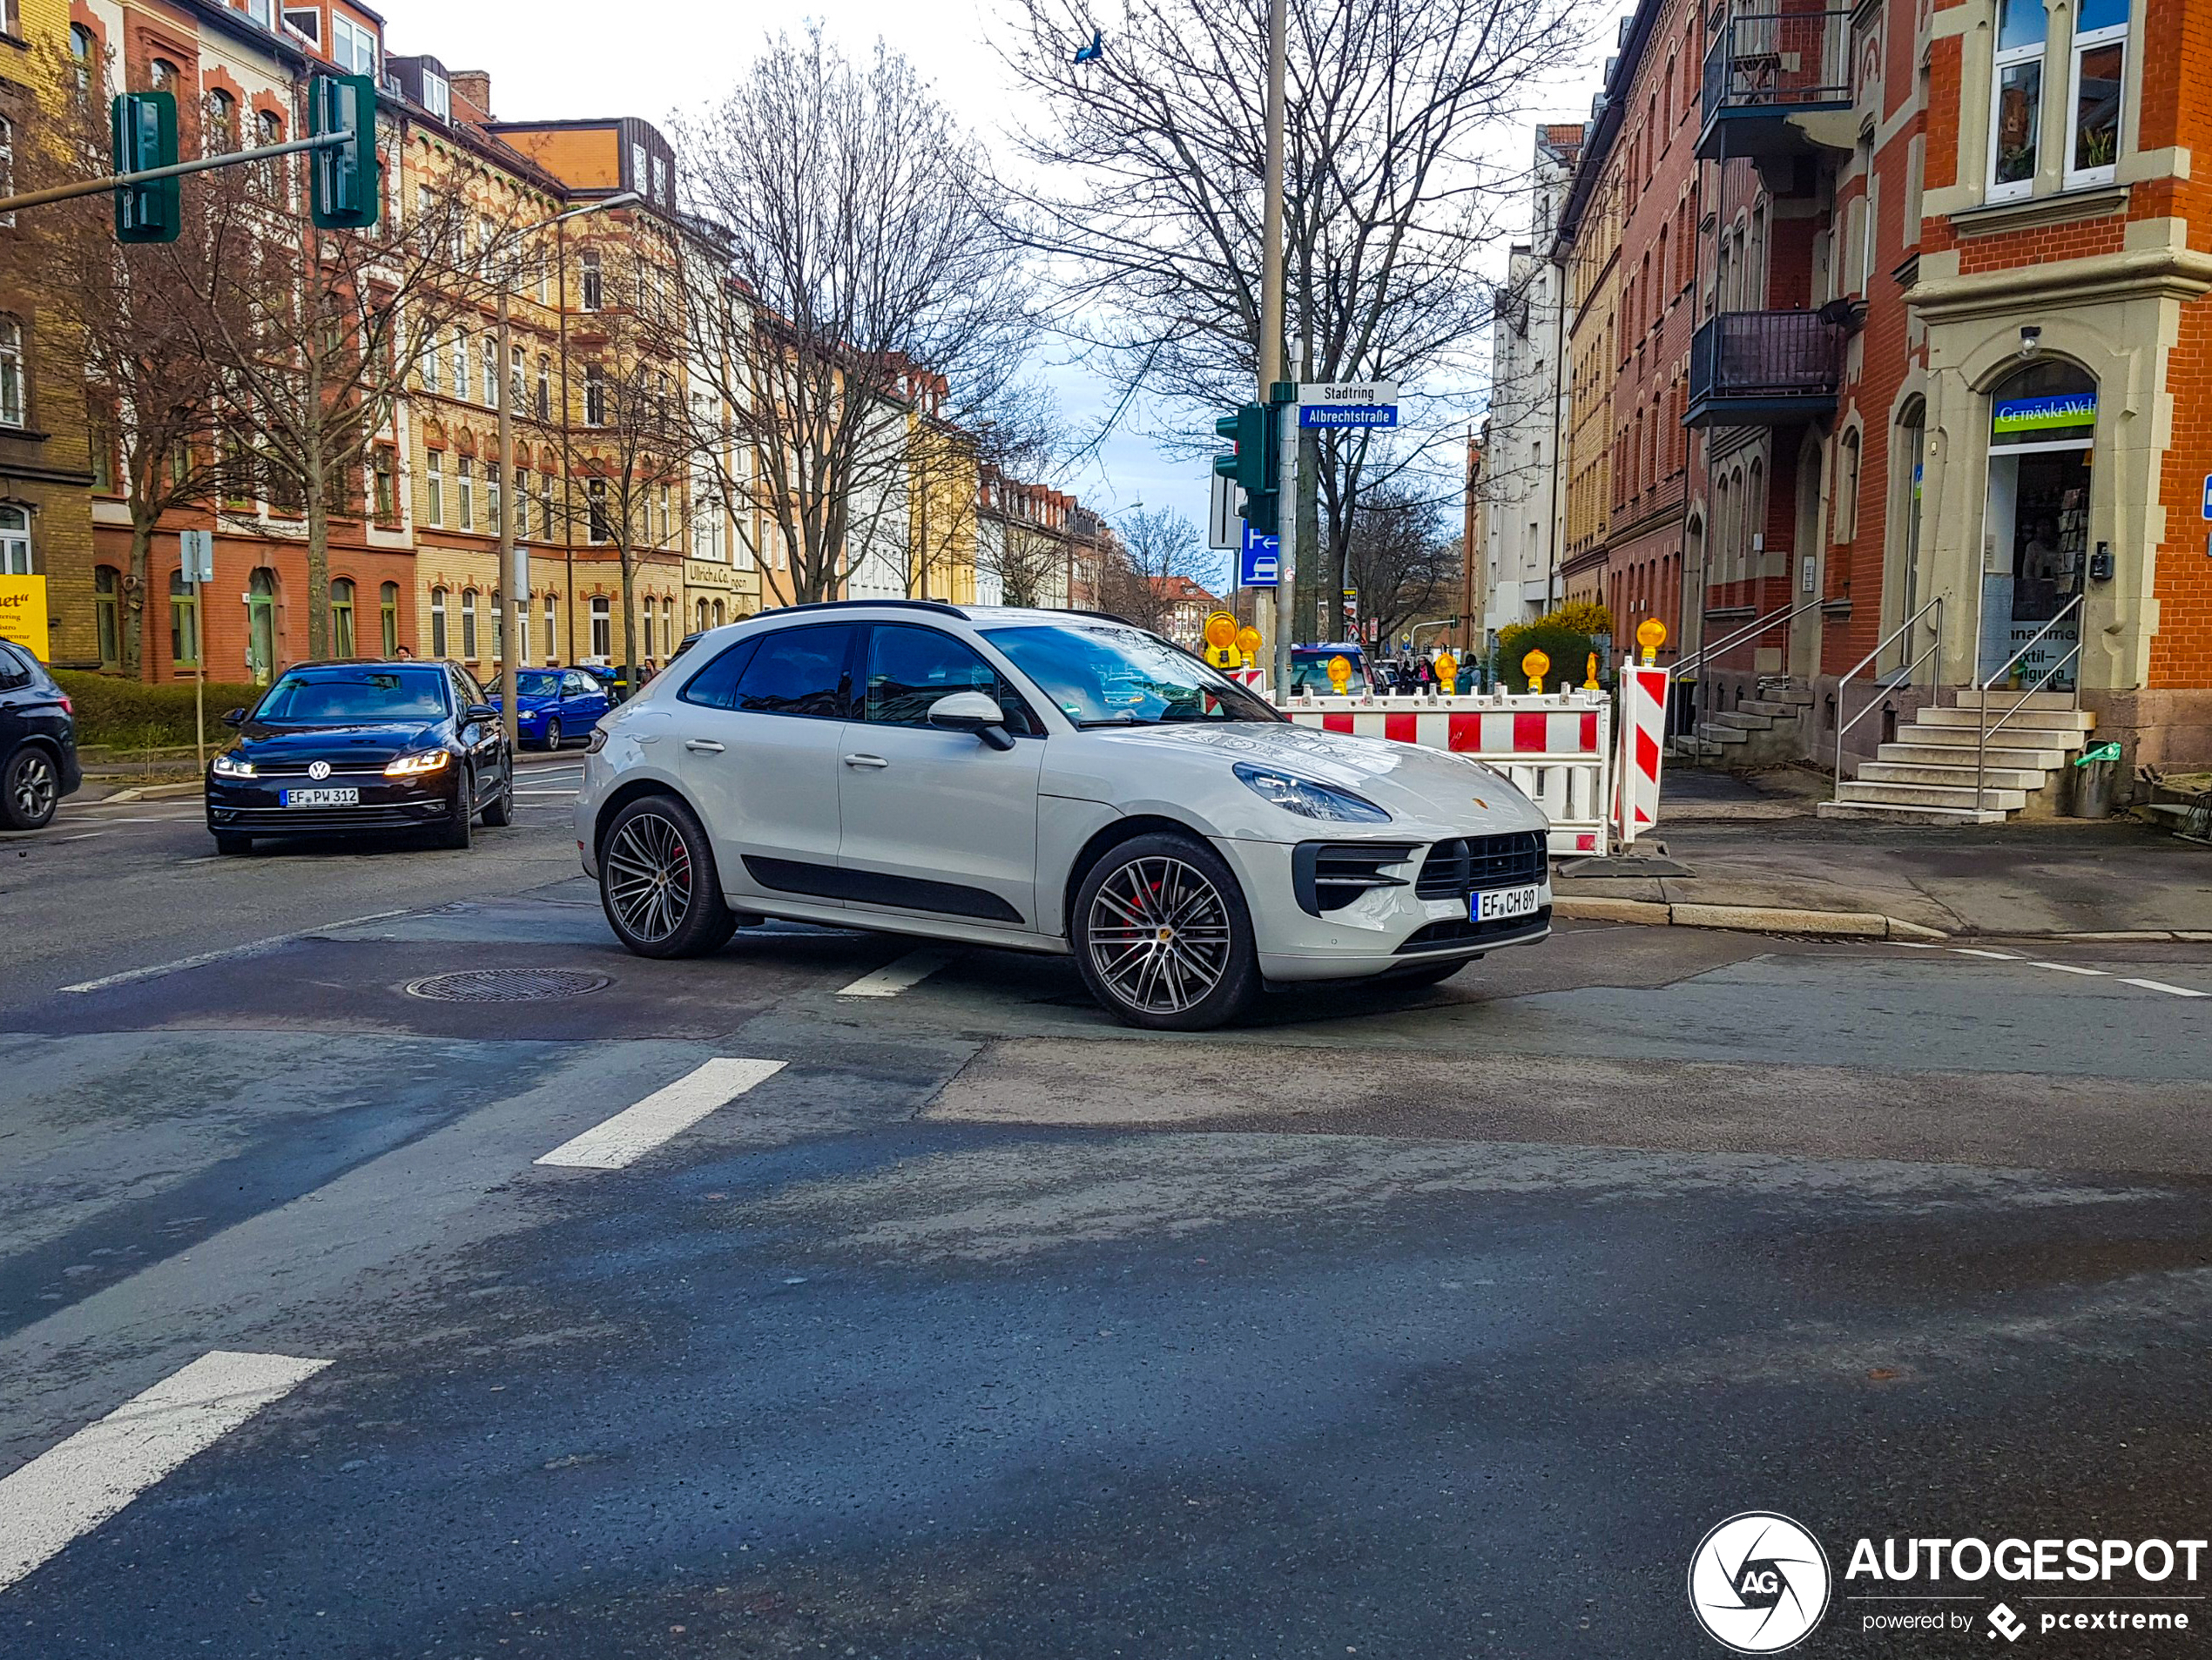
xmin=1232 ymin=761 xmax=1390 ymax=823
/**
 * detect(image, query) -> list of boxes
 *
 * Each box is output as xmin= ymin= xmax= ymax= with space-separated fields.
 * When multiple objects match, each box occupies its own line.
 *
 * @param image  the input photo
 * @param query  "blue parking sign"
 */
xmin=2202 ymin=474 xmax=2212 ymax=520
xmin=1238 ymin=527 xmax=1279 ymax=587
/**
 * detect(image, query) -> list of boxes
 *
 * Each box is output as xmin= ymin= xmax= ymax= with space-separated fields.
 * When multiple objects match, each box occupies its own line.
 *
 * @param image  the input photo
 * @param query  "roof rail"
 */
xmin=764 ymin=598 xmax=969 ymax=620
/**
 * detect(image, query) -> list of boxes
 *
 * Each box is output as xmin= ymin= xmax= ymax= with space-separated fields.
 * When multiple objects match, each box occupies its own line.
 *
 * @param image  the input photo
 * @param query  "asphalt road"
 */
xmin=3 ymin=779 xmax=2210 ymax=1658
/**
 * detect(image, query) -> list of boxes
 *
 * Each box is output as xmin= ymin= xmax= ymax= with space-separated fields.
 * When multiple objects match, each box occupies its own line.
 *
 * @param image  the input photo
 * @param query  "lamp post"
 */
xmin=497 ymin=191 xmax=640 ymax=752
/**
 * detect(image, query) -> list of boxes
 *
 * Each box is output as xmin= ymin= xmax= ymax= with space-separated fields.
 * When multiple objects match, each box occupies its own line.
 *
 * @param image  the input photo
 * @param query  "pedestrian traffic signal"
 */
xmin=1212 ymin=402 xmax=1278 ymax=535
xmin=308 ymin=73 xmax=380 ymax=230
xmin=111 ymin=91 xmax=180 ymax=244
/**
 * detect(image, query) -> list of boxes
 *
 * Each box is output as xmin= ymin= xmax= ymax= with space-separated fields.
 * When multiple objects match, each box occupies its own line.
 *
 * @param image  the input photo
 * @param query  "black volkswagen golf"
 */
xmin=204 ymin=659 xmax=513 ymax=855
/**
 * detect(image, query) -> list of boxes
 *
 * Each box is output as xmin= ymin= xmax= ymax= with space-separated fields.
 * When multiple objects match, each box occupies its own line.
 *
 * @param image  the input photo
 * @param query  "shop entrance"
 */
xmin=1978 ymin=362 xmax=2092 ymax=688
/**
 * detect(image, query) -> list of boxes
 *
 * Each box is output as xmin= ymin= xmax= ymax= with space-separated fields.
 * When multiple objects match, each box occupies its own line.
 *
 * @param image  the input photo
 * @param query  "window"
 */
xmin=482 ymin=337 xmax=498 ymax=407
xmin=543 ymin=593 xmax=556 ymax=662
xmin=658 ymin=482 xmax=671 ymax=543
xmin=420 ymin=320 xmax=439 ymax=393
xmin=538 ymin=472 xmax=554 ymax=537
xmin=487 ymin=464 xmax=501 ymax=535
xmin=2068 ymin=0 xmax=2127 ymax=184
xmin=424 ymin=450 xmax=443 ymax=526
xmin=429 ymin=586 xmax=448 ymax=656
xmin=712 ymin=600 xmax=725 ymax=627
xmin=461 ymin=588 xmax=479 ymax=658
xmin=0 ymin=504 xmax=28 ymax=575
xmin=661 ymin=597 xmax=674 ymax=651
xmin=535 ymin=354 xmax=550 ymax=420
xmin=587 ymin=479 xmax=610 ymax=542
xmin=149 ymin=58 xmax=179 ymax=91
xmin=206 ymin=89 xmax=236 ymax=153
xmin=452 ymin=329 xmax=469 ymax=402
xmin=510 ymin=345 xmax=525 ymax=411
xmin=331 ymin=14 xmax=377 ymax=78
xmin=170 ymin=570 xmax=200 ymax=667
xmin=642 ymin=601 xmax=654 ymax=658
xmin=1836 ymin=428 xmax=1862 ymax=542
xmin=372 ymin=447 xmax=397 ymax=523
xmin=692 ymin=624 xmax=856 ymax=717
xmin=71 ymin=24 xmax=96 ymax=95
xmin=863 ymin=624 xmax=1031 ymax=728
xmin=381 ymin=581 xmax=400 ymax=655
xmin=513 ymin=465 xmax=529 ymax=539
xmin=489 ymin=588 xmax=502 ymax=663
xmin=329 ymin=577 xmax=355 ymax=656
xmin=421 ymin=69 xmax=449 ymax=122
xmin=282 ymin=7 xmax=320 ymax=44
xmin=1989 ymin=0 xmax=2047 ymax=199
xmin=584 ymin=363 xmax=606 ymax=426
xmin=589 ymin=595 xmax=610 ymax=658
xmin=0 ymin=319 xmax=21 ymax=427
xmin=697 ymin=598 xmax=710 ymax=632
xmin=579 ymin=250 xmax=603 ymax=311
xmin=456 ymin=455 xmax=473 ymax=530
xmin=95 ymin=566 xmax=120 ymax=666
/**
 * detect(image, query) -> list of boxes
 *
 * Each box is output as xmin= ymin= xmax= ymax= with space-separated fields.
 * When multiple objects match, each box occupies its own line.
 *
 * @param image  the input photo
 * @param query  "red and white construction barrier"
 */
xmin=1615 ymin=664 xmax=1668 ymax=847
xmin=1278 ymin=690 xmax=1614 ymax=856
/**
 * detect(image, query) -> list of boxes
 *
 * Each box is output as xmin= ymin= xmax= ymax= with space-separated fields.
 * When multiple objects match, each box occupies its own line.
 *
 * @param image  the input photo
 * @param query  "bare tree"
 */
xmin=677 ymin=30 xmax=1036 ymax=604
xmin=1345 ymin=482 xmax=1458 ymax=649
xmin=23 ymin=56 xmax=257 ymax=678
xmin=1093 ymin=505 xmax=1210 ymax=632
xmin=997 ymin=0 xmax=1585 ymax=631
xmin=177 ymin=109 xmax=524 ymax=658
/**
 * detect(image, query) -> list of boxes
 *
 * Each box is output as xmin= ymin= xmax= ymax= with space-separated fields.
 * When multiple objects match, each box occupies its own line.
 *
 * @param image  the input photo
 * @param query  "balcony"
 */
xmin=1686 ymin=311 xmax=1840 ymax=427
xmin=1698 ymin=6 xmax=1854 ymax=162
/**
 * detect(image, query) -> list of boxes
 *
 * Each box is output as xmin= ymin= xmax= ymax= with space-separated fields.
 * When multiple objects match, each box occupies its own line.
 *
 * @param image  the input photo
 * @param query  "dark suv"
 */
xmin=0 ymin=641 xmax=80 ymax=831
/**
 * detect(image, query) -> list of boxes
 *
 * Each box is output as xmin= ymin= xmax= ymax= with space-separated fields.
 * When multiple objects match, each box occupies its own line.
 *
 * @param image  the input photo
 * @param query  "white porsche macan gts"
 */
xmin=575 ymin=601 xmax=1551 ymax=1029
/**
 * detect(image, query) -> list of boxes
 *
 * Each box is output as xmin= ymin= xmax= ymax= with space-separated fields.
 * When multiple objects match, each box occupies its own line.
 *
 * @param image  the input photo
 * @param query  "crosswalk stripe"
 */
xmin=0 ymin=1350 xmax=329 ymax=1591
xmin=836 ymin=948 xmax=954 ymax=997
xmin=2030 ymin=962 xmax=2108 ymax=976
xmin=535 ymin=1057 xmax=787 ymax=1170
xmin=2120 ymin=976 xmax=2209 ymax=999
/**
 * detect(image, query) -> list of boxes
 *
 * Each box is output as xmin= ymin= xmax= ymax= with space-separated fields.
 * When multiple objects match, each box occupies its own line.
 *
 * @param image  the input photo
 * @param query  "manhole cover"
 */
xmin=403 ymin=969 xmax=611 ymax=1003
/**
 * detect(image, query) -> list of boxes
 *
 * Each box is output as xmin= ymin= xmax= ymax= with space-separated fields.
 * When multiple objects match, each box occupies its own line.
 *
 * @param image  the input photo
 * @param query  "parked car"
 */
xmin=1286 ymin=644 xmax=1374 ymax=698
xmin=484 ymin=667 xmax=613 ymax=751
xmin=0 ymin=640 xmax=80 ymax=831
xmin=205 ymin=659 xmax=513 ymax=855
xmin=575 ymin=601 xmax=1550 ymax=1030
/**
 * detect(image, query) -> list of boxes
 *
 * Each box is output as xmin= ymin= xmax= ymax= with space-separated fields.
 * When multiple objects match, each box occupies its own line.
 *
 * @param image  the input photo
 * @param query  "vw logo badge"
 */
xmin=307 ymin=760 xmax=331 ymax=780
xmin=1688 ymin=1512 xmax=1831 ymax=1652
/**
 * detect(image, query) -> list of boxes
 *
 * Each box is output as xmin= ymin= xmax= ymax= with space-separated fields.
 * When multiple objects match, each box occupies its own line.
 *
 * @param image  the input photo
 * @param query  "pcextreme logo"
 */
xmin=1689 ymin=1512 xmax=1833 ymax=1653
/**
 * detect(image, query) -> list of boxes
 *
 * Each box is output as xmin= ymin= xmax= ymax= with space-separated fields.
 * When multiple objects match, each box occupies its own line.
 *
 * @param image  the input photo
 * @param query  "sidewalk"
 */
xmin=1560 ymin=769 xmax=2212 ymax=937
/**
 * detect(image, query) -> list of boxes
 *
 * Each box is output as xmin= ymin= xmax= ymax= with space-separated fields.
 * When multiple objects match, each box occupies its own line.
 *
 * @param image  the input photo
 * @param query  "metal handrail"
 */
xmin=1675 ymin=593 xmax=1828 ymax=681
xmin=1831 ymin=595 xmax=1942 ymax=792
xmin=1973 ymin=594 xmax=2084 ymax=813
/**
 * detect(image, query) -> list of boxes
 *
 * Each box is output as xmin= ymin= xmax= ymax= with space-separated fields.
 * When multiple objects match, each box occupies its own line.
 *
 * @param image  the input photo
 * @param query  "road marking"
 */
xmin=58 ymin=909 xmax=412 ymax=993
xmin=535 ymin=1057 xmax=787 ymax=1170
xmin=2029 ymin=962 xmax=2108 ymax=977
xmin=56 ymin=832 xmax=105 ymax=842
xmin=2121 ymin=976 xmax=2209 ymax=999
xmin=0 ymin=1350 xmax=329 ymax=1592
xmin=836 ymin=948 xmax=955 ymax=997
xmin=1951 ymin=948 xmax=2024 ymax=960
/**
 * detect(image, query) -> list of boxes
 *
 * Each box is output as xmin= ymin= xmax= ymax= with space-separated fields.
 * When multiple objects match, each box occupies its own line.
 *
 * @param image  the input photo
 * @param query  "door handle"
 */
xmin=842 ymin=752 xmax=889 ymax=769
xmin=684 ymin=739 xmax=725 ymax=754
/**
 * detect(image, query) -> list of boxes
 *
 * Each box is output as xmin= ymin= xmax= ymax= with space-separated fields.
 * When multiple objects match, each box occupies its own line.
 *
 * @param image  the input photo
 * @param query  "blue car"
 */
xmin=486 ymin=667 xmax=612 ymax=751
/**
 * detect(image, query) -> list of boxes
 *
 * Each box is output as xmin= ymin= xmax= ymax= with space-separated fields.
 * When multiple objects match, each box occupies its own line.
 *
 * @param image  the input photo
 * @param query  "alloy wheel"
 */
xmin=11 ymin=752 xmax=57 ymax=825
xmin=1085 ymin=855 xmax=1232 ymax=1015
xmin=604 ymin=811 xmax=693 ymax=944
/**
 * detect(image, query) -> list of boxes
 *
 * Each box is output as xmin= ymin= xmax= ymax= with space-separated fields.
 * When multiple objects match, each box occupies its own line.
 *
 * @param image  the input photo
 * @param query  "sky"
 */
xmin=370 ymin=0 xmax=1613 ymax=580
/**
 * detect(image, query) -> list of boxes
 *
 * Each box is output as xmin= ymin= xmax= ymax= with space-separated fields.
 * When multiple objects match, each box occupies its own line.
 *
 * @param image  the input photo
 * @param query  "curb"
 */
xmin=1554 ymin=895 xmax=1948 ymax=941
xmin=99 ymin=781 xmax=205 ymax=804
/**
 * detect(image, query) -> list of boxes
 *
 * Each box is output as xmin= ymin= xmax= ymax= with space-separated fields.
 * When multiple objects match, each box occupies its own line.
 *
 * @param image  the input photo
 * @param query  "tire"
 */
xmin=597 ymin=793 xmax=736 ymax=959
xmin=479 ymin=782 xmax=513 ymax=827
xmin=436 ymin=780 xmax=474 ymax=850
xmin=2 ymin=745 xmax=60 ymax=831
xmin=542 ymin=718 xmax=563 ymax=752
xmin=1071 ymin=831 xmax=1259 ymax=1031
xmin=212 ymin=831 xmax=254 ymax=857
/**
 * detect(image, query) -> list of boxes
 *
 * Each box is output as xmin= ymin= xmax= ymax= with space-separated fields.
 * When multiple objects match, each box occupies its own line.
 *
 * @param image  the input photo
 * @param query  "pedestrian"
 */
xmin=394 ymin=644 xmax=413 ymax=660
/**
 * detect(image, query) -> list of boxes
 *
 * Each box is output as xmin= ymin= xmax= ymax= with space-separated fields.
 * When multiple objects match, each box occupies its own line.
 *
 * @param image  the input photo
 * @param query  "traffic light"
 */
xmin=1212 ymin=402 xmax=1278 ymax=534
xmin=308 ymin=73 xmax=380 ymax=229
xmin=111 ymin=91 xmax=179 ymax=244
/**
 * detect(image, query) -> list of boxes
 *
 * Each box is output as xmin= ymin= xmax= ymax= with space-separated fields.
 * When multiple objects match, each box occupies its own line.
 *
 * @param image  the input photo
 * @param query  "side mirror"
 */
xmin=464 ymin=703 xmax=499 ymax=723
xmin=221 ymin=707 xmax=246 ymax=727
xmin=927 ymin=690 xmax=1015 ymax=751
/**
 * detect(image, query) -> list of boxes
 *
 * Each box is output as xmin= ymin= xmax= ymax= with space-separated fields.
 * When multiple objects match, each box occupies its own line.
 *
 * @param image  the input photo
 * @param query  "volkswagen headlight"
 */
xmin=384 ymin=749 xmax=453 ymax=778
xmin=210 ymin=752 xmax=255 ymax=779
xmin=1232 ymin=761 xmax=1390 ymax=823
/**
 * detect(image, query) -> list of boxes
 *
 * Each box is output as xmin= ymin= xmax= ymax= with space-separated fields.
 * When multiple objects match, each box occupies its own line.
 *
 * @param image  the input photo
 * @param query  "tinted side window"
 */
xmin=0 ymin=644 xmax=31 ymax=690
xmin=678 ymin=636 xmax=760 ymax=711
xmin=729 ymin=624 xmax=855 ymax=718
xmin=864 ymin=625 xmax=1040 ymax=734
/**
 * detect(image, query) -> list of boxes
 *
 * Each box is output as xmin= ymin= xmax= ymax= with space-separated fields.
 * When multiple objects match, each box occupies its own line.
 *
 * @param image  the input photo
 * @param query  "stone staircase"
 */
xmin=1674 ymin=680 xmax=1814 ymax=766
xmin=1817 ymin=691 xmax=2094 ymax=824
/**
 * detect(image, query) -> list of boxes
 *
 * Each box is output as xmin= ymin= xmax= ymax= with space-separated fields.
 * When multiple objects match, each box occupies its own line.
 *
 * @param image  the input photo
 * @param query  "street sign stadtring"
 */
xmin=1295 ymin=380 xmax=1398 ymax=405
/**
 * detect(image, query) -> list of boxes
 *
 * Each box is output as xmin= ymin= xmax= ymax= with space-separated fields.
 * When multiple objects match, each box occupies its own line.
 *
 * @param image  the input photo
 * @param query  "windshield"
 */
xmin=983 ymin=623 xmax=1280 ymax=727
xmin=1289 ymin=650 xmax=1371 ymax=697
xmin=514 ymin=671 xmax=562 ymax=698
xmin=254 ymin=667 xmax=449 ymax=723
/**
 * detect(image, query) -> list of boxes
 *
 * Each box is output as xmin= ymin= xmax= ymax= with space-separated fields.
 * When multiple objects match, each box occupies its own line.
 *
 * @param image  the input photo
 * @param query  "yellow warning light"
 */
xmin=1326 ymin=653 xmax=1352 ymax=692
xmin=1635 ymin=617 xmax=1667 ymax=666
xmin=1235 ymin=625 xmax=1262 ymax=659
xmin=1584 ymin=652 xmax=1601 ymax=690
xmin=1434 ymin=650 xmax=1458 ymax=695
xmin=1521 ymin=647 xmax=1550 ymax=693
xmin=1203 ymin=611 xmax=1238 ymax=650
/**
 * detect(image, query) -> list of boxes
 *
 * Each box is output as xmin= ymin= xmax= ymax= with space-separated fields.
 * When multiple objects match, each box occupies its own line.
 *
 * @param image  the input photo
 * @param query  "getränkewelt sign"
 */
xmin=1992 ymin=392 xmax=2095 ymax=435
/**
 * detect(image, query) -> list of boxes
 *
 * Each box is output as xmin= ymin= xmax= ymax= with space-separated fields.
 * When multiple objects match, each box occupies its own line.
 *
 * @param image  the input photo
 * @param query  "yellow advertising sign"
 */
xmin=0 ymin=575 xmax=49 ymax=662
